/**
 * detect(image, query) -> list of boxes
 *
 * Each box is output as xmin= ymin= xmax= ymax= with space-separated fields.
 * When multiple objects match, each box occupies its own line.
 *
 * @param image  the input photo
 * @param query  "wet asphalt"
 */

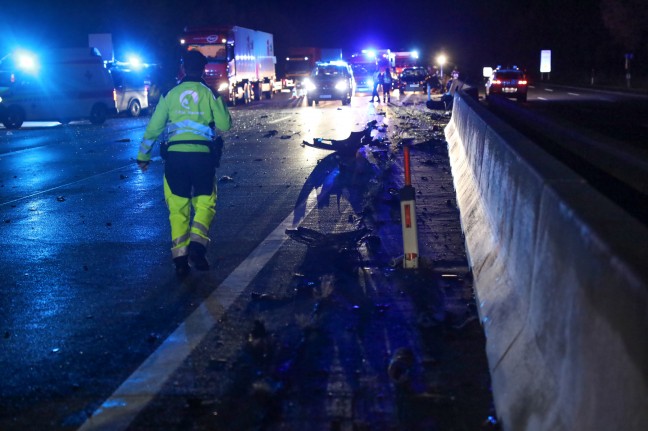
xmin=0 ymin=92 xmax=494 ymax=430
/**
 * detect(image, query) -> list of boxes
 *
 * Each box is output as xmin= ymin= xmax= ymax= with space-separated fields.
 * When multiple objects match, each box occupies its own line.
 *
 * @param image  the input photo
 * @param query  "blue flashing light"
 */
xmin=412 ymin=51 xmax=419 ymax=59
xmin=127 ymin=55 xmax=143 ymax=69
xmin=362 ymin=49 xmax=377 ymax=59
xmin=15 ymin=50 xmax=37 ymax=71
xmin=325 ymin=60 xmax=349 ymax=67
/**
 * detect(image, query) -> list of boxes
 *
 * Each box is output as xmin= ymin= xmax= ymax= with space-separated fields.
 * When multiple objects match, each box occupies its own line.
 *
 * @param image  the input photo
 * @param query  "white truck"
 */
xmin=180 ymin=25 xmax=280 ymax=105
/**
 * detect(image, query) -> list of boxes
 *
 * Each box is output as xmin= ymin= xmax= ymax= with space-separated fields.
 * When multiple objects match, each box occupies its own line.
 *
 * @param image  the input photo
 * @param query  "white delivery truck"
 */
xmin=0 ymin=47 xmax=115 ymax=129
xmin=180 ymin=25 xmax=280 ymax=105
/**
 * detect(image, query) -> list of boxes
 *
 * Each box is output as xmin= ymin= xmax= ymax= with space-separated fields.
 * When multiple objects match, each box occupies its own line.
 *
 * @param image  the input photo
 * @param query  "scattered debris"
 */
xmin=285 ymin=226 xmax=370 ymax=250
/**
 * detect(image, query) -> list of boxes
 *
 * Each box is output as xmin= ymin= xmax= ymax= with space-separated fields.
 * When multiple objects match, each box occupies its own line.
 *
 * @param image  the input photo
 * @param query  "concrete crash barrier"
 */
xmin=444 ymin=91 xmax=648 ymax=431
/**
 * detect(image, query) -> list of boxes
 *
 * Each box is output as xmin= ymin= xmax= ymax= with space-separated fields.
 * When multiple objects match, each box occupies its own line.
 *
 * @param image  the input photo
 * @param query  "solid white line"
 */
xmin=77 ymin=184 xmax=324 ymax=431
xmin=267 ymin=115 xmax=293 ymax=124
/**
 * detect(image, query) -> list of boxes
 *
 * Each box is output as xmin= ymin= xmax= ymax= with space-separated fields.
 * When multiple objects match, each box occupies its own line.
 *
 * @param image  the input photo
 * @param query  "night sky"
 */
xmin=1 ymin=0 xmax=638 ymax=83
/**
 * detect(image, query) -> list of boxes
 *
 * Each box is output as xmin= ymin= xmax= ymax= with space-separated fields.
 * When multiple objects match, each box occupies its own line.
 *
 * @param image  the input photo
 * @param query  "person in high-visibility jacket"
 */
xmin=136 ymin=50 xmax=232 ymax=278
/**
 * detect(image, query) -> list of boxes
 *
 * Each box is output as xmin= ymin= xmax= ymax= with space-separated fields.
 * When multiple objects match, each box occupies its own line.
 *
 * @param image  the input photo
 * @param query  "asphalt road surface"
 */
xmin=2 ymin=90 xmax=495 ymax=430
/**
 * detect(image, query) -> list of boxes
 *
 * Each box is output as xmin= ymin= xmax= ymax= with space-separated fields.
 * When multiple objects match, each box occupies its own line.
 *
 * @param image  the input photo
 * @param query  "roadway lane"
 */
xmin=526 ymin=83 xmax=648 ymax=152
xmin=0 ymin=92 xmax=398 ymax=430
xmin=483 ymin=82 xmax=648 ymax=224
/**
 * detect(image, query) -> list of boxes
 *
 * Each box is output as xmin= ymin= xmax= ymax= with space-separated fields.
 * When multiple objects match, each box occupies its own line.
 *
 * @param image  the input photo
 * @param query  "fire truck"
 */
xmin=346 ymin=49 xmax=391 ymax=93
xmin=392 ymin=51 xmax=420 ymax=75
xmin=179 ymin=26 xmax=280 ymax=105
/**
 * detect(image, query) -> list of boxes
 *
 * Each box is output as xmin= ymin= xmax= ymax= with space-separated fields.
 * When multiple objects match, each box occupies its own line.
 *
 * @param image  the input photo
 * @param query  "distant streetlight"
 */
xmin=436 ymin=54 xmax=447 ymax=79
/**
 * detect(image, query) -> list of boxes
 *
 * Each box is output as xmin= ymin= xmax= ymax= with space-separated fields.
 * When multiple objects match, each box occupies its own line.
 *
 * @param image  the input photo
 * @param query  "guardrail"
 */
xmin=444 ymin=89 xmax=648 ymax=431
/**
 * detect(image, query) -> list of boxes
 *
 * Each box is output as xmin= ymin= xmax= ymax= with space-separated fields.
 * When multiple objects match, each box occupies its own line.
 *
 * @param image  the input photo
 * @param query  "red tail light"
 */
xmin=492 ymin=79 xmax=502 ymax=85
xmin=519 ymin=80 xmax=528 ymax=85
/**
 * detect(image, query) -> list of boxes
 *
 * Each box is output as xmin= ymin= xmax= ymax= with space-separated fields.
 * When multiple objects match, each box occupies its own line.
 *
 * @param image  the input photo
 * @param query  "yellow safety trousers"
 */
xmin=164 ymin=176 xmax=217 ymax=258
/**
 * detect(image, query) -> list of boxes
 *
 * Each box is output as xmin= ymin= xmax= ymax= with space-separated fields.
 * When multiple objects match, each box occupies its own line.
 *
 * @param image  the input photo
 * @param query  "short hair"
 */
xmin=183 ymin=50 xmax=207 ymax=76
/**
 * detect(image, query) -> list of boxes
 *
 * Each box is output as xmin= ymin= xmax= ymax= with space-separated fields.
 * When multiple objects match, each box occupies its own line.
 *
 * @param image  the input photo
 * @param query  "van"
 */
xmin=0 ymin=47 xmax=116 ymax=129
xmin=110 ymin=67 xmax=149 ymax=117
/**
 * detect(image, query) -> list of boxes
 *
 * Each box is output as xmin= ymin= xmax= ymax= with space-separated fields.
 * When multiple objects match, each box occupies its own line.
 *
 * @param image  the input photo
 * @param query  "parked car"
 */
xmin=110 ymin=68 xmax=149 ymax=117
xmin=397 ymin=66 xmax=430 ymax=93
xmin=484 ymin=66 xmax=528 ymax=102
xmin=303 ymin=61 xmax=355 ymax=106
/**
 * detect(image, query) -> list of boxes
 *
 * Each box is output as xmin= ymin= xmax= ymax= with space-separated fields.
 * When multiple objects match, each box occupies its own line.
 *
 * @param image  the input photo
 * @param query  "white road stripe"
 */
xmin=538 ymin=97 xmax=548 ymax=101
xmin=77 ymin=181 xmax=327 ymax=431
xmin=567 ymin=92 xmax=580 ymax=96
xmin=544 ymin=88 xmax=554 ymax=92
xmin=267 ymin=115 xmax=293 ymax=124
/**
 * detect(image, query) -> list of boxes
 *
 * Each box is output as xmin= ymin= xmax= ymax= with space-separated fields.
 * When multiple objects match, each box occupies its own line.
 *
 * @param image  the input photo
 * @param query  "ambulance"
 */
xmin=0 ymin=47 xmax=115 ymax=129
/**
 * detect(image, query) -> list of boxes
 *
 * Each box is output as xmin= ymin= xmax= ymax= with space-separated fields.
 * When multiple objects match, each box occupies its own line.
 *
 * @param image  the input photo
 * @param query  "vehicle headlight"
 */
xmin=218 ymin=82 xmax=229 ymax=92
xmin=367 ymin=79 xmax=374 ymax=87
xmin=335 ymin=80 xmax=348 ymax=91
xmin=303 ymin=79 xmax=316 ymax=92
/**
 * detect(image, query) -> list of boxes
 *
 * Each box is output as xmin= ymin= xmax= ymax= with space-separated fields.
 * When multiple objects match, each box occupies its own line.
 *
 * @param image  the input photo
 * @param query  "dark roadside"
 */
xmin=126 ymin=99 xmax=497 ymax=431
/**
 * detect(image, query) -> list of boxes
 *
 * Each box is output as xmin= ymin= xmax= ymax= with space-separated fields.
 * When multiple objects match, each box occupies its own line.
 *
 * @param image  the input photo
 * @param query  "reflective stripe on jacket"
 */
xmin=137 ymin=78 xmax=232 ymax=162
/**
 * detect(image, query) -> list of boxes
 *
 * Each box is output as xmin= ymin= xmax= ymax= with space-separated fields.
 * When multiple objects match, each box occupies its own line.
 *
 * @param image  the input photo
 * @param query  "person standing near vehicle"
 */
xmin=136 ymin=50 xmax=232 ymax=278
xmin=370 ymin=67 xmax=383 ymax=103
xmin=383 ymin=67 xmax=393 ymax=103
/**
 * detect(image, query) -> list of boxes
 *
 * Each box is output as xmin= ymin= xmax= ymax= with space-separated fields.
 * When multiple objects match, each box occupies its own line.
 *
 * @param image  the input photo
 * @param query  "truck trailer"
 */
xmin=180 ymin=26 xmax=280 ymax=105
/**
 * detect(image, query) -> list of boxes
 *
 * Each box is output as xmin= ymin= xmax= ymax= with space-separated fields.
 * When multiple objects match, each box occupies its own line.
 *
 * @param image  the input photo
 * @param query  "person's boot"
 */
xmin=173 ymin=255 xmax=190 ymax=279
xmin=189 ymin=242 xmax=210 ymax=271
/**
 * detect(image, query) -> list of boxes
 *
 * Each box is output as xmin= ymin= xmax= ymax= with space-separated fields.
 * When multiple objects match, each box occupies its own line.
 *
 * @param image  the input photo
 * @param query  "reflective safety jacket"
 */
xmin=137 ymin=77 xmax=232 ymax=163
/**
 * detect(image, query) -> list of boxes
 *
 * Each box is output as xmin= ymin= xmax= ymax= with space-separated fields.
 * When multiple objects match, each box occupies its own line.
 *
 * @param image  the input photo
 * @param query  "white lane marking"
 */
xmin=538 ymin=97 xmax=548 ymax=101
xmin=544 ymin=88 xmax=554 ymax=92
xmin=267 ymin=115 xmax=292 ymax=124
xmin=567 ymin=92 xmax=580 ymax=96
xmin=77 ymin=182 xmax=326 ymax=431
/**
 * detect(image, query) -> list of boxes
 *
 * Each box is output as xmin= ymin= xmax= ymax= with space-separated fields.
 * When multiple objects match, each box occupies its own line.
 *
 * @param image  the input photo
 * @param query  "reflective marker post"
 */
xmin=400 ymin=143 xmax=419 ymax=269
